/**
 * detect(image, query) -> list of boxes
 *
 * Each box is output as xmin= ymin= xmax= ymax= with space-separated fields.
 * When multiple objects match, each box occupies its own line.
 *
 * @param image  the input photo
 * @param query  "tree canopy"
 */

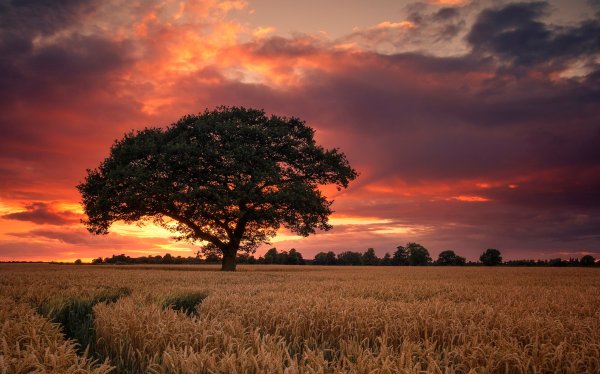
xmin=480 ymin=248 xmax=502 ymax=266
xmin=406 ymin=243 xmax=432 ymax=266
xmin=436 ymin=250 xmax=466 ymax=266
xmin=77 ymin=107 xmax=357 ymax=271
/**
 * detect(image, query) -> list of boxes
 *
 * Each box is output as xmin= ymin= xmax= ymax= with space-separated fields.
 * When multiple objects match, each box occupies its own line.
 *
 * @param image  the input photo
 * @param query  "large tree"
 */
xmin=77 ymin=107 xmax=357 ymax=271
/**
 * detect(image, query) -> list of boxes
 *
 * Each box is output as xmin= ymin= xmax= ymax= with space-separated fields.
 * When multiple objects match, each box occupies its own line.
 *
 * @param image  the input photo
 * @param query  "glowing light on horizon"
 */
xmin=450 ymin=195 xmax=490 ymax=202
xmin=110 ymin=221 xmax=176 ymax=238
xmin=329 ymin=217 xmax=392 ymax=225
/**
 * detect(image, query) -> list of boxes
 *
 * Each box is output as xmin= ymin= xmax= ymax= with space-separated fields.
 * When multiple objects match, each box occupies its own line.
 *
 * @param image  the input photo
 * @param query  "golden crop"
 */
xmin=1 ymin=264 xmax=599 ymax=373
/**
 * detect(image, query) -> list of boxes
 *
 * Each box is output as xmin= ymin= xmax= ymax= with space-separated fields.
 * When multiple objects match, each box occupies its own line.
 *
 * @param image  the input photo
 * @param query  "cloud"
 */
xmin=467 ymin=1 xmax=600 ymax=73
xmin=8 ymin=228 xmax=96 ymax=245
xmin=2 ymin=202 xmax=80 ymax=225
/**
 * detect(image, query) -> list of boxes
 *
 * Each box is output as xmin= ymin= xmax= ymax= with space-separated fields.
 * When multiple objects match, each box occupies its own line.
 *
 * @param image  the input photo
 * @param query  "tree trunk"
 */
xmin=221 ymin=249 xmax=237 ymax=271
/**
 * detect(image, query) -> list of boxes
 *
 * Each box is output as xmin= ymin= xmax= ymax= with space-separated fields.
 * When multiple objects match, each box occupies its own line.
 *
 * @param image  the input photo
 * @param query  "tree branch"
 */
xmin=161 ymin=211 xmax=227 ymax=248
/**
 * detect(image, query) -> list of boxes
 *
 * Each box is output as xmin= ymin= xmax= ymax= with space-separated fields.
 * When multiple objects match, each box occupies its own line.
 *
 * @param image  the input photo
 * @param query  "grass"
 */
xmin=35 ymin=287 xmax=131 ymax=353
xmin=163 ymin=291 xmax=208 ymax=316
xmin=1 ymin=264 xmax=599 ymax=373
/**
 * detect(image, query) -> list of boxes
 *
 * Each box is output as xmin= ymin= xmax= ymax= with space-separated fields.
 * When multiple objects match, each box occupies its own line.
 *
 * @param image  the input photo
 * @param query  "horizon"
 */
xmin=1 ymin=0 xmax=600 ymax=263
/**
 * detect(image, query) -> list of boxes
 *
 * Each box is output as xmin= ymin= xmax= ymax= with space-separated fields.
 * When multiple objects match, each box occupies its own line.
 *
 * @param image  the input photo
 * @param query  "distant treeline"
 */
xmin=84 ymin=243 xmax=598 ymax=267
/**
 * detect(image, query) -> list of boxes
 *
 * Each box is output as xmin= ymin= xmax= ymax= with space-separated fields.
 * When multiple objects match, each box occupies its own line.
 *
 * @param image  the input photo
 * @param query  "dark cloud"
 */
xmin=253 ymin=36 xmax=322 ymax=57
xmin=8 ymin=228 xmax=93 ymax=245
xmin=2 ymin=202 xmax=79 ymax=225
xmin=434 ymin=7 xmax=460 ymax=21
xmin=0 ymin=0 xmax=95 ymax=38
xmin=467 ymin=1 xmax=600 ymax=71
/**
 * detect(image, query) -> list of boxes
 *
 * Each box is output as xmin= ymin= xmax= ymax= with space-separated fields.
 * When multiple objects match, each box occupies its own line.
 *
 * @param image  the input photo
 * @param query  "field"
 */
xmin=1 ymin=264 xmax=599 ymax=373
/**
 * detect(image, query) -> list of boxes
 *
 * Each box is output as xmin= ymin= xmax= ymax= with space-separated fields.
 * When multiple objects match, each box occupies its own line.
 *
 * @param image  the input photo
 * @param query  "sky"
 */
xmin=1 ymin=0 xmax=599 ymax=262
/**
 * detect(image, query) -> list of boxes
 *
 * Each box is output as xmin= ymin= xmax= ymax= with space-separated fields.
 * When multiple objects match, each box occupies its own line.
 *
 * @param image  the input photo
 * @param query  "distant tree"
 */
xmin=392 ymin=245 xmax=409 ymax=265
xmin=263 ymin=248 xmax=279 ymax=264
xmin=236 ymin=253 xmax=258 ymax=264
xmin=504 ymin=259 xmax=536 ymax=266
xmin=204 ymin=253 xmax=221 ymax=263
xmin=77 ymin=107 xmax=357 ymax=271
xmin=105 ymin=254 xmax=129 ymax=264
xmin=436 ymin=250 xmax=466 ymax=266
xmin=278 ymin=250 xmax=289 ymax=264
xmin=381 ymin=252 xmax=392 ymax=266
xmin=313 ymin=251 xmax=337 ymax=265
xmin=581 ymin=255 xmax=596 ymax=267
xmin=337 ymin=251 xmax=363 ymax=266
xmin=548 ymin=258 xmax=567 ymax=267
xmin=362 ymin=248 xmax=380 ymax=266
xmin=162 ymin=253 xmax=174 ymax=264
xmin=91 ymin=257 xmax=103 ymax=264
xmin=286 ymin=248 xmax=305 ymax=265
xmin=407 ymin=243 xmax=432 ymax=266
xmin=480 ymin=248 xmax=502 ymax=266
xmin=74 ymin=259 xmax=82 ymax=265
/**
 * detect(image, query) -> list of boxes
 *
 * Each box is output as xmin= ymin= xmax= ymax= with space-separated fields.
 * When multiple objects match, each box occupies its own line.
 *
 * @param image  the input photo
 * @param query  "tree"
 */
xmin=392 ymin=245 xmax=409 ymax=265
xmin=480 ymin=248 xmax=502 ymax=266
xmin=381 ymin=252 xmax=392 ymax=266
xmin=337 ymin=251 xmax=363 ymax=266
xmin=313 ymin=251 xmax=337 ymax=265
xmin=362 ymin=248 xmax=380 ymax=266
xmin=436 ymin=250 xmax=466 ymax=266
xmin=204 ymin=252 xmax=221 ymax=263
xmin=581 ymin=255 xmax=596 ymax=267
xmin=286 ymin=248 xmax=305 ymax=265
xmin=548 ymin=258 xmax=567 ymax=267
xmin=74 ymin=259 xmax=82 ymax=265
xmin=263 ymin=248 xmax=280 ymax=264
xmin=77 ymin=107 xmax=357 ymax=271
xmin=406 ymin=243 xmax=432 ymax=266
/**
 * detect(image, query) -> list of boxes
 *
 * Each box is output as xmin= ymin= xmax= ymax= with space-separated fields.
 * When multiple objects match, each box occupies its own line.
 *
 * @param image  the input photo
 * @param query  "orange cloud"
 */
xmin=373 ymin=21 xmax=415 ymax=30
xmin=449 ymin=195 xmax=491 ymax=202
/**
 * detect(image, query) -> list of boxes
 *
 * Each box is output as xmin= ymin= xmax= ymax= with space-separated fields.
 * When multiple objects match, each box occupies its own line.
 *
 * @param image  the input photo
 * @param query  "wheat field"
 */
xmin=1 ymin=264 xmax=599 ymax=373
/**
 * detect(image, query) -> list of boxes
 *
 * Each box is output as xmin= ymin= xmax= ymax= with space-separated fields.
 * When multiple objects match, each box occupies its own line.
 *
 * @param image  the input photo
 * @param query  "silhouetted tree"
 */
xmin=313 ymin=251 xmax=337 ymax=265
xmin=77 ymin=107 xmax=357 ymax=271
xmin=263 ymin=248 xmax=279 ymax=264
xmin=436 ymin=250 xmax=466 ymax=266
xmin=286 ymin=248 xmax=305 ymax=265
xmin=74 ymin=259 xmax=82 ymax=265
xmin=581 ymin=255 xmax=596 ymax=267
xmin=204 ymin=253 xmax=221 ymax=263
xmin=392 ymin=245 xmax=409 ymax=265
xmin=162 ymin=253 xmax=174 ymax=264
xmin=337 ymin=251 xmax=363 ymax=266
xmin=504 ymin=259 xmax=536 ymax=266
xmin=362 ymin=248 xmax=380 ymax=265
xmin=548 ymin=258 xmax=567 ymax=267
xmin=480 ymin=248 xmax=502 ymax=266
xmin=236 ymin=253 xmax=258 ymax=264
xmin=407 ymin=243 xmax=432 ymax=266
xmin=381 ymin=252 xmax=392 ymax=266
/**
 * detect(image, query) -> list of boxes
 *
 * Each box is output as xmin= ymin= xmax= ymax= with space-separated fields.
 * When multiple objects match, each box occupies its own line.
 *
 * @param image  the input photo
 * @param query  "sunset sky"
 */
xmin=1 ymin=0 xmax=599 ymax=262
